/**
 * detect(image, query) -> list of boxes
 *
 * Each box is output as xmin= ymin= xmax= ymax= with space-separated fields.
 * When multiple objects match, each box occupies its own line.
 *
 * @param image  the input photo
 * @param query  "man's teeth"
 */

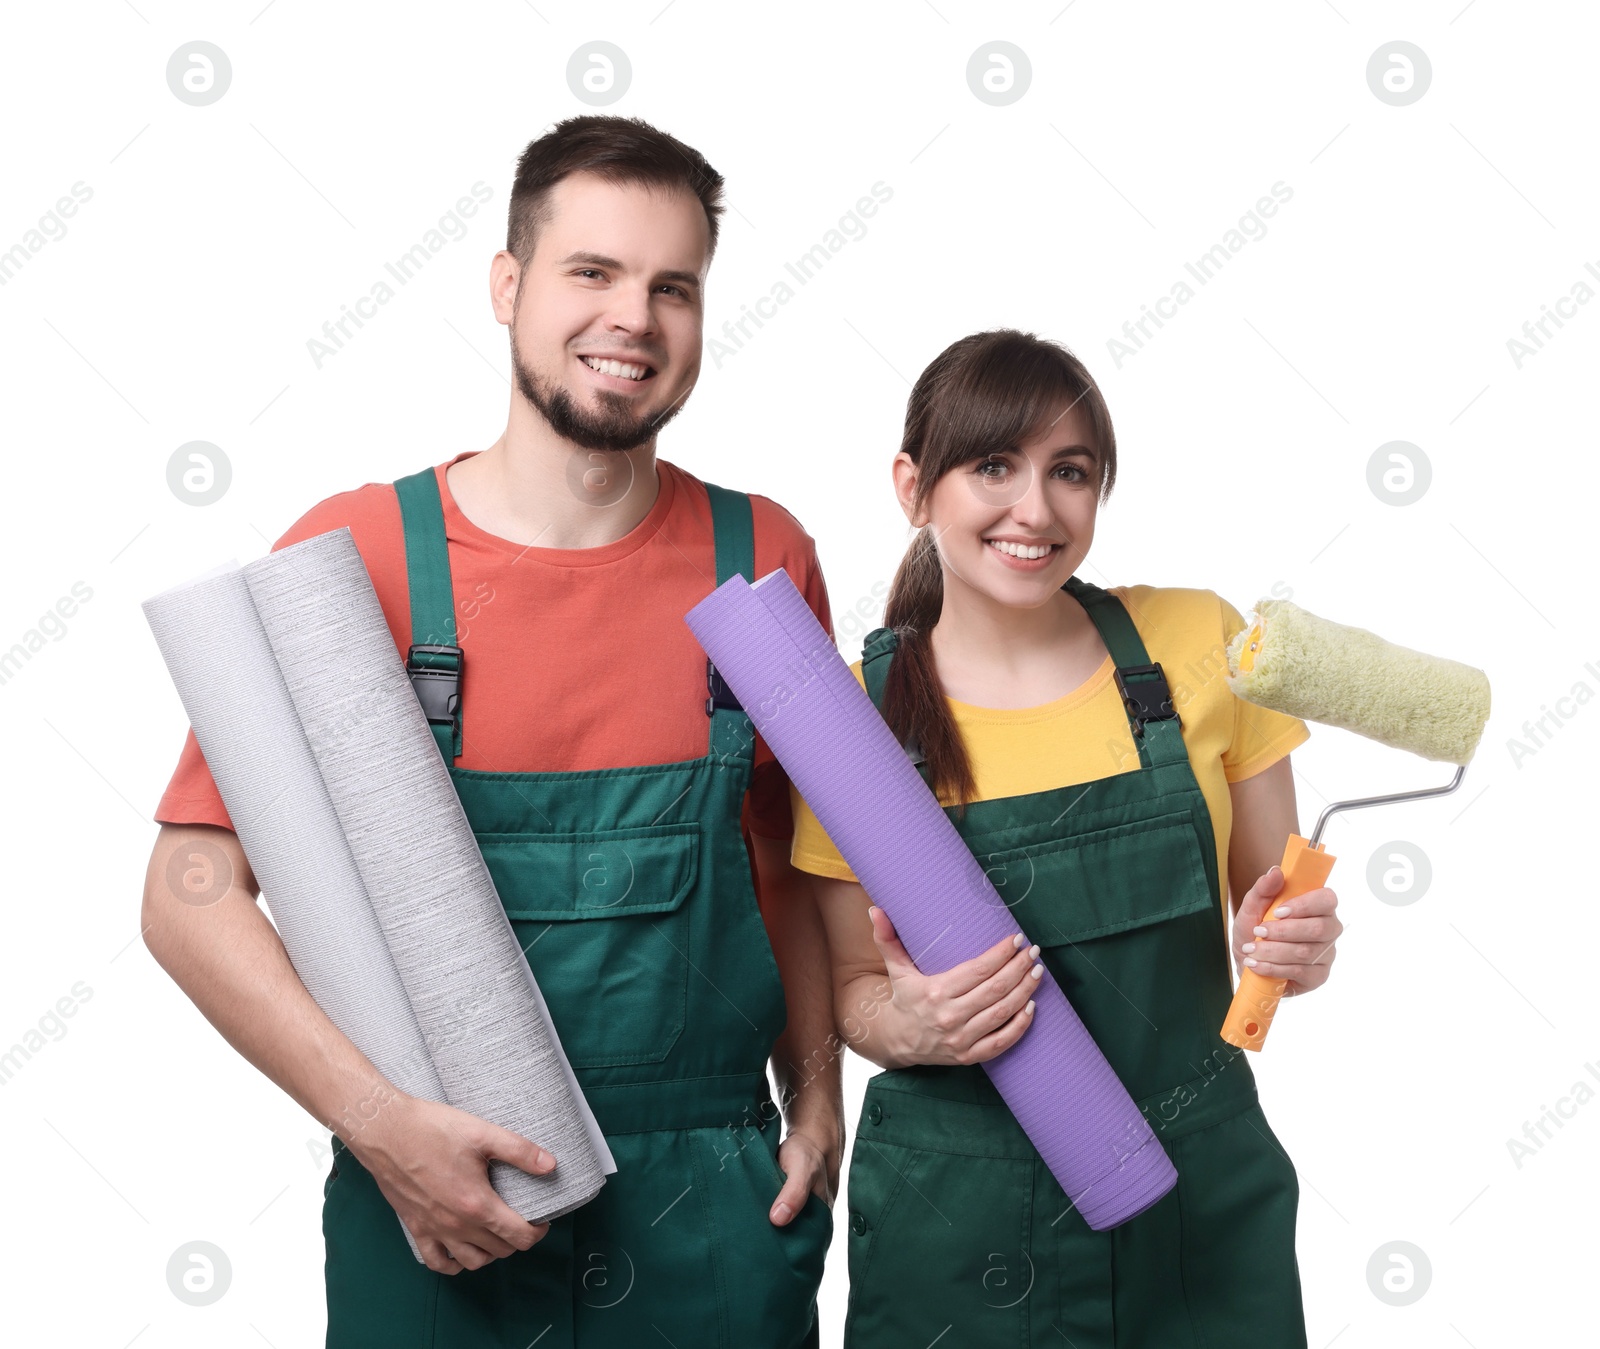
xmin=987 ymin=539 xmax=1057 ymax=560
xmin=581 ymin=355 xmax=649 ymax=381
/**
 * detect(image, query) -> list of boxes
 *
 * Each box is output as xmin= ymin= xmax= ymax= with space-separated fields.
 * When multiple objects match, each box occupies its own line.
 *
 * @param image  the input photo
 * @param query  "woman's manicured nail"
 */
xmin=772 ymin=1202 xmax=792 ymax=1223
xmin=1027 ymin=944 xmax=1040 ymax=960
xmin=1013 ymin=933 xmax=1027 ymax=949
xmin=1025 ymin=1000 xmax=1036 ymax=1015
xmin=1275 ymin=905 xmax=1292 ymax=918
xmin=1244 ymin=957 xmax=1258 ymax=967
xmin=1242 ymin=942 xmax=1255 ymax=954
xmin=1030 ymin=963 xmax=1044 ymax=979
xmin=1253 ymin=926 xmax=1267 ymax=937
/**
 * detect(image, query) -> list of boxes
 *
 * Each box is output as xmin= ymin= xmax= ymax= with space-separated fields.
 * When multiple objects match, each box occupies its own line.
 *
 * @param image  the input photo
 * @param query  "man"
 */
xmin=142 ymin=115 xmax=842 ymax=1347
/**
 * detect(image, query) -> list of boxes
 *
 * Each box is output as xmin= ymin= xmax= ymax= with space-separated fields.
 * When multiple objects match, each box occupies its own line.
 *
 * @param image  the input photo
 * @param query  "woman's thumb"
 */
xmin=867 ymin=904 xmax=916 ymax=975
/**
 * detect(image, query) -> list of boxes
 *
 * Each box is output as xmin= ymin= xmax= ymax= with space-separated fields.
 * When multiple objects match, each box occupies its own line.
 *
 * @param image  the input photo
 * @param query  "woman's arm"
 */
xmin=811 ymin=873 xmax=1042 ymax=1069
xmin=1225 ymin=754 xmax=1343 ymax=996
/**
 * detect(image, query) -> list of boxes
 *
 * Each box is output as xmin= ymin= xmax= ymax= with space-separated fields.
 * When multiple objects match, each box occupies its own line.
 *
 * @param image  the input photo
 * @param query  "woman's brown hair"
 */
xmin=882 ymin=329 xmax=1118 ymax=815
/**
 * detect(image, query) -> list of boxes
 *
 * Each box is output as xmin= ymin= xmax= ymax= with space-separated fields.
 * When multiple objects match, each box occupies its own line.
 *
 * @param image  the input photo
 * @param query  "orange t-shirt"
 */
xmin=153 ymin=452 xmax=833 ymax=841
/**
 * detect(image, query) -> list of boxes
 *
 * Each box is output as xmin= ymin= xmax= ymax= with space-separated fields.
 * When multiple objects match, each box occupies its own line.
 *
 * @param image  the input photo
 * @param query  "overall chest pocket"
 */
xmin=477 ymin=822 xmax=699 ymax=1069
xmin=968 ymin=807 xmax=1224 ymax=1100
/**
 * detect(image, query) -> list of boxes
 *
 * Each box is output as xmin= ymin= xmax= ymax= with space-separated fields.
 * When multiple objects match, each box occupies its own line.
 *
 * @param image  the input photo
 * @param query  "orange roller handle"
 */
xmin=1219 ymin=834 xmax=1337 ymax=1051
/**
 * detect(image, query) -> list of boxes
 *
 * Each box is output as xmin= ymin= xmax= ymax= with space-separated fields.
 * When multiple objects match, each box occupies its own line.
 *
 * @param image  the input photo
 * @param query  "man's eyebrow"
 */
xmin=556 ymin=251 xmax=701 ymax=289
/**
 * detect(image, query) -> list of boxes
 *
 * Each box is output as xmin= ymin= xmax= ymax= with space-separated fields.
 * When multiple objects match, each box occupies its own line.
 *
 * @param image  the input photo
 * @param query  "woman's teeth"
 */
xmin=987 ymin=539 xmax=1058 ymax=560
xmin=580 ymin=355 xmax=649 ymax=381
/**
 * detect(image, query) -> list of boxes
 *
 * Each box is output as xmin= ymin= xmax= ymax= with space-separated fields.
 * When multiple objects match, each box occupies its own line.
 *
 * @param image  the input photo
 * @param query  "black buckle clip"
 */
xmin=1114 ymin=662 xmax=1178 ymax=736
xmin=706 ymin=659 xmax=743 ymax=715
xmin=407 ymin=643 xmax=463 ymax=731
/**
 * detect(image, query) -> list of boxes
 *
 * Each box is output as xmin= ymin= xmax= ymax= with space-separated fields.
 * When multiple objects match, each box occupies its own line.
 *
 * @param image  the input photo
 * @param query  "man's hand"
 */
xmin=768 ymin=1123 xmax=837 ymax=1226
xmin=352 ymin=1094 xmax=557 ymax=1274
xmin=1232 ymin=865 xmax=1343 ymax=997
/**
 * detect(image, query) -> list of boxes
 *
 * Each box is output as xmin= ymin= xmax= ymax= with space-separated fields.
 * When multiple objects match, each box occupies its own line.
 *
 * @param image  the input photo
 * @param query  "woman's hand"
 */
xmin=866 ymin=903 xmax=1042 ymax=1068
xmin=1232 ymin=865 xmax=1343 ymax=996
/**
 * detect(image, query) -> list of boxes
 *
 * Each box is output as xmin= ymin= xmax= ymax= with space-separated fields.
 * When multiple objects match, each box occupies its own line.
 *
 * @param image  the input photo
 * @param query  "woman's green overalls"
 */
xmin=842 ymin=577 xmax=1306 ymax=1348
xmin=319 ymin=467 xmax=833 ymax=1348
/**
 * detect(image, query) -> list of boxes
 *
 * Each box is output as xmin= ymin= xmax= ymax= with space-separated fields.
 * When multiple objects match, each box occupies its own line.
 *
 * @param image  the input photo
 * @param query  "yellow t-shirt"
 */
xmin=789 ymin=587 xmax=1311 ymax=903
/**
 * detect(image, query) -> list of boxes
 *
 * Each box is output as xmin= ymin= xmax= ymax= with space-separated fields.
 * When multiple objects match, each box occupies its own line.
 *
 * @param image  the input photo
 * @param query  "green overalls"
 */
xmin=842 ymin=577 xmax=1306 ymax=1348
xmin=319 ymin=468 xmax=832 ymax=1348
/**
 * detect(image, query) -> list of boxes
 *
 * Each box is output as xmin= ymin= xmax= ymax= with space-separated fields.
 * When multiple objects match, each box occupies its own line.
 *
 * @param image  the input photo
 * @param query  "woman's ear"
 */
xmin=891 ymin=452 xmax=927 ymax=527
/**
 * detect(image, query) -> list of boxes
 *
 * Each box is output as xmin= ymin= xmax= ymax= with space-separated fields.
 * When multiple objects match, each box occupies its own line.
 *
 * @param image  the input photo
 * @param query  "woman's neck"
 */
xmin=928 ymin=582 xmax=1105 ymax=709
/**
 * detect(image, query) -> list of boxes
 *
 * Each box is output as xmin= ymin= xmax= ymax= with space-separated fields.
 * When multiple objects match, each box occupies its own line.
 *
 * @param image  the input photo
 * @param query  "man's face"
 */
xmin=504 ymin=172 xmax=708 ymax=454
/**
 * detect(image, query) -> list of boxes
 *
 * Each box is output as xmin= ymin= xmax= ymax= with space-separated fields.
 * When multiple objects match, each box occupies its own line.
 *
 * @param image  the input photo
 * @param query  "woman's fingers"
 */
xmin=1241 ymin=886 xmax=1342 ymax=983
xmin=962 ymin=997 xmax=1037 ymax=1063
xmin=935 ymin=931 xmax=1035 ymax=1000
xmin=947 ymin=944 xmax=1042 ymax=1025
xmin=955 ymin=957 xmax=1043 ymax=1049
xmin=1243 ymin=889 xmax=1339 ymax=991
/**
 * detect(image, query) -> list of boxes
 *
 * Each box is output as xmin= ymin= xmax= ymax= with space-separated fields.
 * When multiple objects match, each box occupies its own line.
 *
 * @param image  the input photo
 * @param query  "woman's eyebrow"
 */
xmin=1051 ymin=445 xmax=1097 ymax=462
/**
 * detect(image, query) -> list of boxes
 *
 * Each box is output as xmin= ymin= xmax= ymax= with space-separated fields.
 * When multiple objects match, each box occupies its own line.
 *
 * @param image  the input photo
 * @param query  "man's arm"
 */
xmin=142 ymin=822 xmax=555 ymax=1273
xmin=1225 ymin=755 xmax=1342 ymax=996
xmin=749 ymin=831 xmax=845 ymax=1223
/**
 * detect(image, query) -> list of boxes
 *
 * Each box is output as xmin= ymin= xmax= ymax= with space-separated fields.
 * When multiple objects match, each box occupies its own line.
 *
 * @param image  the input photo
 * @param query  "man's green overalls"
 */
xmin=841 ymin=577 xmax=1306 ymax=1348
xmin=319 ymin=467 xmax=833 ymax=1348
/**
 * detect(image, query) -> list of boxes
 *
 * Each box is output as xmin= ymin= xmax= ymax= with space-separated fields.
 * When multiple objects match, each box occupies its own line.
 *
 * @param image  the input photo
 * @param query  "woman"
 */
xmin=790 ymin=329 xmax=1342 ymax=1347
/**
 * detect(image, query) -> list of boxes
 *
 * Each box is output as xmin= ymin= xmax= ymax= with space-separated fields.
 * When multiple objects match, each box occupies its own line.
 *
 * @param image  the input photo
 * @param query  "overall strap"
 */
xmin=860 ymin=579 xmax=1189 ymax=777
xmin=393 ymin=466 xmax=463 ymax=762
xmin=1063 ymin=576 xmax=1187 ymax=770
xmin=703 ymin=481 xmax=756 ymax=761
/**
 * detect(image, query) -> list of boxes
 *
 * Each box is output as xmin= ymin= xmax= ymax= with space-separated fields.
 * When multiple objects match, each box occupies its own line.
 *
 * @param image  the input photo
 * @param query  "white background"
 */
xmin=1 ymin=1 xmax=1593 ymax=1344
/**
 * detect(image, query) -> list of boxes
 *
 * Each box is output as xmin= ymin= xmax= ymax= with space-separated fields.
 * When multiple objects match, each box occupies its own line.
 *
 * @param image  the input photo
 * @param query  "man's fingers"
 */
xmin=444 ymin=1239 xmax=498 ymax=1271
xmin=769 ymin=1169 xmax=811 ymax=1226
xmin=479 ymin=1124 xmax=556 ymax=1179
xmin=418 ymin=1237 xmax=463 ymax=1275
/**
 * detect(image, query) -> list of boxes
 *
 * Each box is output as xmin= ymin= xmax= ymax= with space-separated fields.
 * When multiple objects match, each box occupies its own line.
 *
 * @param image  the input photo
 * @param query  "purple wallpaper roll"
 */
xmin=685 ymin=569 xmax=1176 ymax=1230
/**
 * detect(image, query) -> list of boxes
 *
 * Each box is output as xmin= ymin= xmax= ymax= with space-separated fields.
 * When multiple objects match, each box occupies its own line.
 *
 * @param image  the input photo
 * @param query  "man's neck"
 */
xmin=446 ymin=412 xmax=662 ymax=550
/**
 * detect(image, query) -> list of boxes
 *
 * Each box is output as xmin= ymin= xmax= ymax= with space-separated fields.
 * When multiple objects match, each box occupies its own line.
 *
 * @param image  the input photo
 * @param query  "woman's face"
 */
xmin=895 ymin=399 xmax=1101 ymax=610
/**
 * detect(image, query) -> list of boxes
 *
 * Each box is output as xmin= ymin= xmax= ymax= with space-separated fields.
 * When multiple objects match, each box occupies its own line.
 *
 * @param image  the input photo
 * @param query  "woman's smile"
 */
xmin=983 ymin=536 xmax=1063 ymax=569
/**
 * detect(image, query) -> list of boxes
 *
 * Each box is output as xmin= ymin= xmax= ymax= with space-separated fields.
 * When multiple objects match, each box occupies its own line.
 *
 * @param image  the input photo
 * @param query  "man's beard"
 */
xmin=512 ymin=340 xmax=686 ymax=454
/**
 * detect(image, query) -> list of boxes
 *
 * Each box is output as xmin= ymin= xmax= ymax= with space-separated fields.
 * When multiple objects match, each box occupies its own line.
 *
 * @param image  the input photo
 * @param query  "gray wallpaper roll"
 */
xmin=243 ymin=527 xmax=613 ymax=1223
xmin=143 ymin=563 xmax=440 ymax=1262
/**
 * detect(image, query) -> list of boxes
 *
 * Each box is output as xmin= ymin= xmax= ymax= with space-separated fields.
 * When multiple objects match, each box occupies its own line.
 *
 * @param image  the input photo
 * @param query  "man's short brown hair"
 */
xmin=507 ymin=116 xmax=725 ymax=271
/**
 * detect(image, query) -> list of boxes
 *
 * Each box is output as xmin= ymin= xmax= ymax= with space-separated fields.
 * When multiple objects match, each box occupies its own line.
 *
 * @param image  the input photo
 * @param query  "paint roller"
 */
xmin=1218 ymin=597 xmax=1492 ymax=1051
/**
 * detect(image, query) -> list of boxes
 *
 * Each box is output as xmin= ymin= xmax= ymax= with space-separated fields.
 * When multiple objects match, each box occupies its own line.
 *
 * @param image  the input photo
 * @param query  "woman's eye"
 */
xmin=1055 ymin=463 xmax=1087 ymax=481
xmin=975 ymin=458 xmax=1008 ymax=478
